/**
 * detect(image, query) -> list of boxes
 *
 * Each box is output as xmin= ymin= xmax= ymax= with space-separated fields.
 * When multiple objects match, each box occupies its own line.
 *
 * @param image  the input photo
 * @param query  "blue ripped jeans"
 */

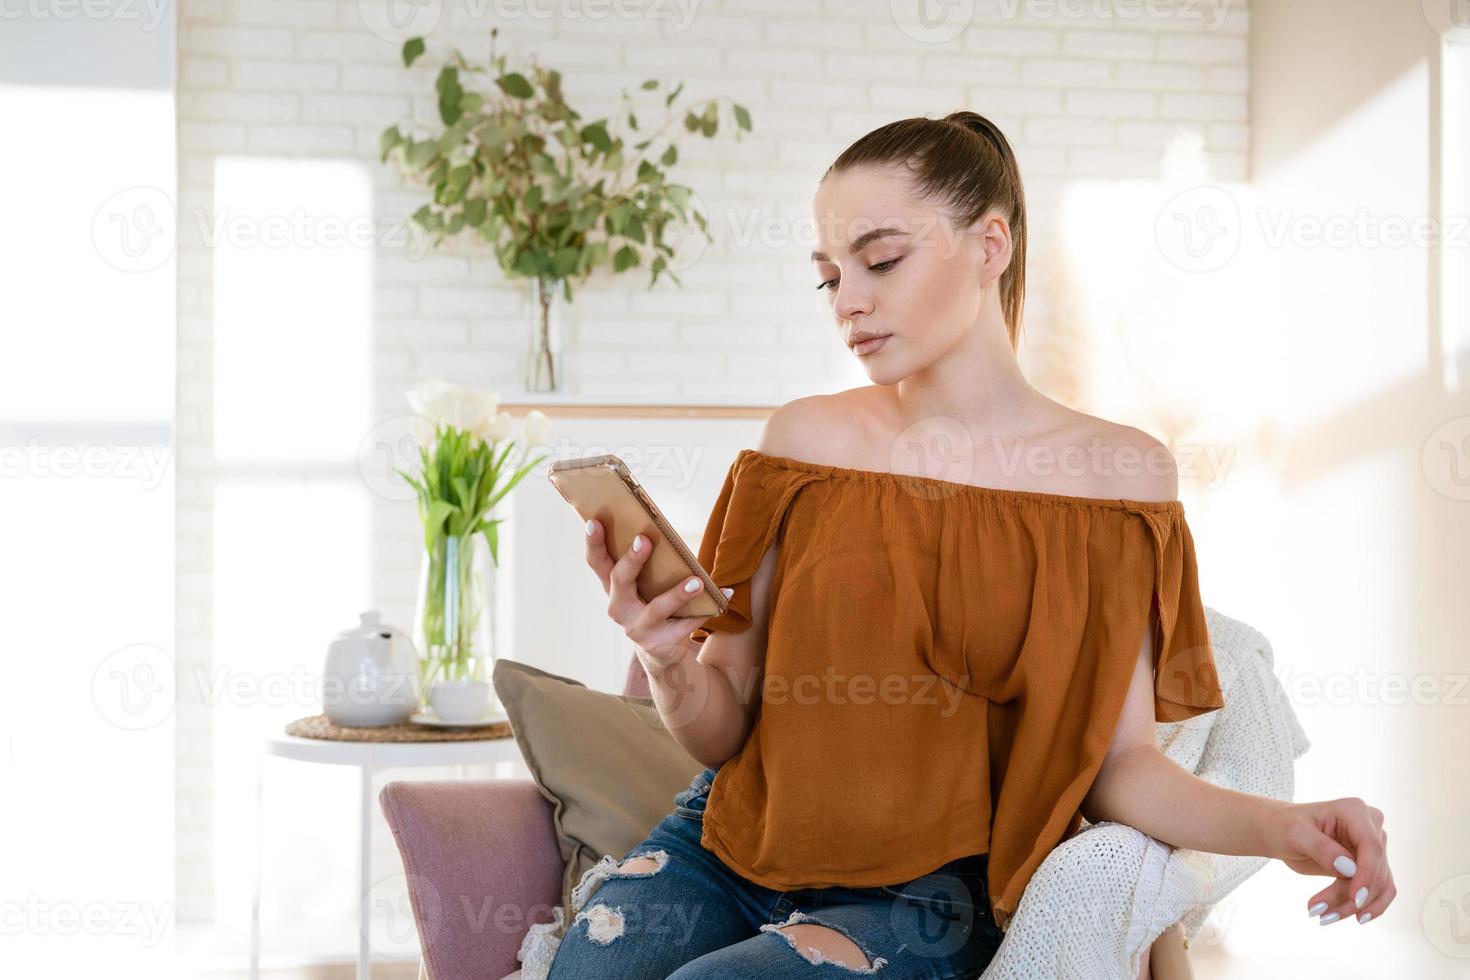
xmin=545 ymin=765 xmax=1005 ymax=979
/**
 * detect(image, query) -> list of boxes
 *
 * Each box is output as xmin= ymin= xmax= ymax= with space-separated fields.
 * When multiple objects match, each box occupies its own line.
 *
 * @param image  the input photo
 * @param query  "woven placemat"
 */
xmin=285 ymin=713 xmax=513 ymax=742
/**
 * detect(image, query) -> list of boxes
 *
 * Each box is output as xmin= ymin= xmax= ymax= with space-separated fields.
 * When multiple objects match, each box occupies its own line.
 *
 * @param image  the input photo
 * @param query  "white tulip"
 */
xmin=468 ymin=416 xmax=496 ymax=445
xmin=406 ymin=377 xmax=454 ymax=424
xmin=524 ymin=409 xmax=550 ymax=446
xmin=489 ymin=411 xmax=514 ymax=443
xmin=406 ymin=377 xmax=501 ymax=435
xmin=457 ymin=388 xmax=500 ymax=431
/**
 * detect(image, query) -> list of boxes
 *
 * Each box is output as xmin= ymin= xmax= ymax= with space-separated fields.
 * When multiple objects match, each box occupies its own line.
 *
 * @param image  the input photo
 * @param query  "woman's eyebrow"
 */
xmin=810 ymin=227 xmax=910 ymax=262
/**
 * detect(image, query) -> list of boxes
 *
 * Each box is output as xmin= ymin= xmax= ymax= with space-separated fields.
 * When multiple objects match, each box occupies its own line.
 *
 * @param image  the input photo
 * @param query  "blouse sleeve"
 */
xmin=985 ymin=504 xmax=1226 ymax=931
xmin=687 ymin=450 xmax=829 ymax=644
xmin=1146 ymin=507 xmax=1227 ymax=722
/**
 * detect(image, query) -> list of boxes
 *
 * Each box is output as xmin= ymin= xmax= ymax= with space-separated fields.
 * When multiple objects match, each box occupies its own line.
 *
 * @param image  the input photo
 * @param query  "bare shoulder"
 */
xmin=1056 ymin=411 xmax=1179 ymax=502
xmin=756 ymin=389 xmax=876 ymax=464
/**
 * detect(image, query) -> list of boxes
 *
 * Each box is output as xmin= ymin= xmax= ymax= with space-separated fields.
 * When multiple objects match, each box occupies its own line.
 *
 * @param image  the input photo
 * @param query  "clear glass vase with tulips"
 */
xmin=396 ymin=378 xmax=550 ymax=716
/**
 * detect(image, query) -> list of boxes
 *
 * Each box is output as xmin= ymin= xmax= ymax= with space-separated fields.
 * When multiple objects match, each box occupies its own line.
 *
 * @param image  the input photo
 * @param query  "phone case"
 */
xmin=547 ymin=453 xmax=729 ymax=618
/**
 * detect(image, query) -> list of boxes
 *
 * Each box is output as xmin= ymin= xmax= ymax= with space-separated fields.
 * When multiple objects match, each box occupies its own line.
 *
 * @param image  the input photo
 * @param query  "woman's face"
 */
xmin=809 ymin=165 xmax=1006 ymax=384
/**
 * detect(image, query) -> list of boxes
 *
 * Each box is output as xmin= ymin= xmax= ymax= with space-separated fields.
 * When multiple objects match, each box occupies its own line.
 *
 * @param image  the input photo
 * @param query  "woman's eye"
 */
xmin=814 ymin=257 xmax=902 ymax=292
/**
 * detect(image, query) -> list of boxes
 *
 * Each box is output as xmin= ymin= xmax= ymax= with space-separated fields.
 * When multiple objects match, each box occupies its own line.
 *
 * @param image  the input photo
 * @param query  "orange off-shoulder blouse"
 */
xmin=686 ymin=448 xmax=1226 ymax=932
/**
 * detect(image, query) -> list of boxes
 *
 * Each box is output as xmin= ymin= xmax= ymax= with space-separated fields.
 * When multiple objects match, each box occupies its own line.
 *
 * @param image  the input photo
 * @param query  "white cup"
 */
xmin=430 ymin=679 xmax=491 ymax=723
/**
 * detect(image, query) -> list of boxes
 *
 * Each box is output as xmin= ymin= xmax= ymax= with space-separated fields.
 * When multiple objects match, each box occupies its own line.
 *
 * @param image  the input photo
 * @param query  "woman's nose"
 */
xmin=834 ymin=286 xmax=872 ymax=321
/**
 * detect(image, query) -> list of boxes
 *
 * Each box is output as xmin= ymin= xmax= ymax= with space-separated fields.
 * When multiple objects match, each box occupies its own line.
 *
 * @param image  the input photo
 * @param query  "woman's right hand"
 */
xmin=583 ymin=518 xmax=732 ymax=675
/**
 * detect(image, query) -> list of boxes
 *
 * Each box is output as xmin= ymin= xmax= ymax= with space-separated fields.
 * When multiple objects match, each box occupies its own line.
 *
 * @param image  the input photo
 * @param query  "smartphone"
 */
xmin=548 ymin=453 xmax=729 ymax=619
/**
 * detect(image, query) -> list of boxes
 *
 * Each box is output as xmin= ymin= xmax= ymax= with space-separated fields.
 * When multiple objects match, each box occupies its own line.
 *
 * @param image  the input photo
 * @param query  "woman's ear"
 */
xmin=970 ymin=210 xmax=1013 ymax=287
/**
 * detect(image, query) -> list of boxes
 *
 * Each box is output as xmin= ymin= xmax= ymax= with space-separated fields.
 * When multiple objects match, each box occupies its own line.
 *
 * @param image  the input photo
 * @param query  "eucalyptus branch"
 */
xmin=379 ymin=28 xmax=752 ymax=303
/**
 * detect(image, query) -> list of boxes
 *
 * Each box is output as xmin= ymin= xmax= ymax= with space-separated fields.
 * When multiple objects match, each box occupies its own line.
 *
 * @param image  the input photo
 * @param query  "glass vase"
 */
xmin=412 ymin=532 xmax=497 ymax=713
xmin=526 ymin=275 xmax=564 ymax=393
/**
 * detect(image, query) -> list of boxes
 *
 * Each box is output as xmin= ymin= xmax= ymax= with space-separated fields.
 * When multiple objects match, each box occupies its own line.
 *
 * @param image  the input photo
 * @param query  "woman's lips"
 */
xmin=852 ymin=334 xmax=891 ymax=356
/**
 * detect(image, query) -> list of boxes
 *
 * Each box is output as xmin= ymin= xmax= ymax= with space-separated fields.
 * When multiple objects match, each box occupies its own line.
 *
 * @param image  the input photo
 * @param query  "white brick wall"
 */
xmin=175 ymin=0 xmax=1250 ymax=933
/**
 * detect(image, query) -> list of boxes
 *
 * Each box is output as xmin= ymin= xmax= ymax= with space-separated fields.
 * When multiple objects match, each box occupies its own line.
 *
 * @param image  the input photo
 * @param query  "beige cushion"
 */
xmin=491 ymin=657 xmax=704 ymax=909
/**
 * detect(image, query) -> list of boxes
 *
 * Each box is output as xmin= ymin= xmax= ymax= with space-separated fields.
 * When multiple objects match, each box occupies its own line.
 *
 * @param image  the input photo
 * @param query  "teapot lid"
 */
xmin=340 ymin=609 xmax=395 ymax=639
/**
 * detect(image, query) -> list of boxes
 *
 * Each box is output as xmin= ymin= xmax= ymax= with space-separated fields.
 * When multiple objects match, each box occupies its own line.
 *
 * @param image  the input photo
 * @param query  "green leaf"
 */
xmin=402 ymin=37 xmax=426 ymax=67
xmin=613 ymin=244 xmax=638 ymax=272
xmin=734 ymin=103 xmax=752 ymax=131
xmin=640 ymin=78 xmax=659 ymax=90
xmin=481 ymin=520 xmax=501 ymax=565
xmin=425 ymin=499 xmax=457 ymax=535
xmin=609 ymin=200 xmax=633 ymax=234
xmin=665 ymin=81 xmax=683 ymax=107
xmin=551 ymin=246 xmax=578 ymax=277
xmin=497 ymin=72 xmax=533 ymax=98
xmin=571 ymin=203 xmax=599 ymax=232
xmin=525 ymin=185 xmax=542 ymax=212
xmin=406 ymin=139 xmax=438 ymax=171
xmin=579 ymin=121 xmax=611 ymax=154
xmin=661 ymin=144 xmax=677 ymax=167
xmin=378 ymin=125 xmax=403 ymax=163
xmin=464 ymin=197 xmax=487 ymax=227
xmin=436 ymin=66 xmax=463 ymax=125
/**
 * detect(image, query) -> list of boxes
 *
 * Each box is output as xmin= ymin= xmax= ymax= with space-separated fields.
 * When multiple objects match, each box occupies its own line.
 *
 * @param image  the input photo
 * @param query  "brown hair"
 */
xmin=820 ymin=111 xmax=1028 ymax=350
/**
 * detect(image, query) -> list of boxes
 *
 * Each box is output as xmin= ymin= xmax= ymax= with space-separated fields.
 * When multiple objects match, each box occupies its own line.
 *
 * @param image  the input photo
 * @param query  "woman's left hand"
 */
xmin=1259 ymin=796 xmax=1394 ymax=925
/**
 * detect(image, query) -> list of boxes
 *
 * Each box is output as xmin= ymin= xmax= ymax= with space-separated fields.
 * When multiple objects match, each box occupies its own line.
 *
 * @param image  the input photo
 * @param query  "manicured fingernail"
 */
xmin=585 ymin=519 xmax=596 ymax=535
xmin=684 ymin=578 xmax=700 ymax=592
xmin=721 ymin=587 xmax=733 ymax=598
xmin=1308 ymin=901 xmax=1328 ymax=916
xmin=1354 ymin=886 xmax=1368 ymax=909
xmin=632 ymin=535 xmax=642 ymax=552
xmin=1320 ymin=912 xmax=1340 ymax=925
xmin=1333 ymin=855 xmax=1357 ymax=876
xmin=1357 ymin=911 xmax=1372 ymax=924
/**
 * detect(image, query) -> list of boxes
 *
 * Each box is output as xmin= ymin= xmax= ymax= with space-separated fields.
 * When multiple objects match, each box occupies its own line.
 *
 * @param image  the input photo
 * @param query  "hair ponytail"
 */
xmin=822 ymin=111 xmax=1029 ymax=350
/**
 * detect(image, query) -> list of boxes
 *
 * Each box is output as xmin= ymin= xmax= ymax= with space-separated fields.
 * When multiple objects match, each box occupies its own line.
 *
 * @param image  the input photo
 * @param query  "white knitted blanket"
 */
xmin=514 ymin=607 xmax=1308 ymax=980
xmin=980 ymin=606 xmax=1311 ymax=978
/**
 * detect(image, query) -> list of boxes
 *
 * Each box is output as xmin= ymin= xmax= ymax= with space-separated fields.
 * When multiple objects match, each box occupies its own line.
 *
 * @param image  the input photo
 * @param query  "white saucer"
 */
xmin=410 ymin=708 xmax=509 ymax=729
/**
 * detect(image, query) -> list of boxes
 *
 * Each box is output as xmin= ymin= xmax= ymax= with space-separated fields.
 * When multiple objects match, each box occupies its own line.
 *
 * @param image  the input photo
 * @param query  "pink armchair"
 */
xmin=377 ymin=655 xmax=653 ymax=980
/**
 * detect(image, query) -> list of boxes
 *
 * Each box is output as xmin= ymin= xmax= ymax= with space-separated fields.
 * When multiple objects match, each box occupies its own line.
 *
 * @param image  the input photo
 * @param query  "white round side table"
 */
xmin=249 ymin=729 xmax=524 ymax=980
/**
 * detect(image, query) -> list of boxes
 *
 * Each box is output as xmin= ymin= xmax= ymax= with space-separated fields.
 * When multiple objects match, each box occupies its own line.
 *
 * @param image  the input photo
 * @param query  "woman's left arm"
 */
xmin=1079 ymin=611 xmax=1396 ymax=926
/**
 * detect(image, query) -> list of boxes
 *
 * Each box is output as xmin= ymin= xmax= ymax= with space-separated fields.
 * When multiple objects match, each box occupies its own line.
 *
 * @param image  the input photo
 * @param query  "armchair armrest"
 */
xmin=379 ymin=778 xmax=564 ymax=980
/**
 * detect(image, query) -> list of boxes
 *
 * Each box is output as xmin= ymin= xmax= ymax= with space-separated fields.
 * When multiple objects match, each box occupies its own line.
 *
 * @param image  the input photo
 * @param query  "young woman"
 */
xmin=547 ymin=111 xmax=1394 ymax=979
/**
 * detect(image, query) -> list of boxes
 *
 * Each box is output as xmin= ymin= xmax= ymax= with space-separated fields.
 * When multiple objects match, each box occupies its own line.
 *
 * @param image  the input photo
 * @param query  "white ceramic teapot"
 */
xmin=322 ymin=610 xmax=421 ymax=727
